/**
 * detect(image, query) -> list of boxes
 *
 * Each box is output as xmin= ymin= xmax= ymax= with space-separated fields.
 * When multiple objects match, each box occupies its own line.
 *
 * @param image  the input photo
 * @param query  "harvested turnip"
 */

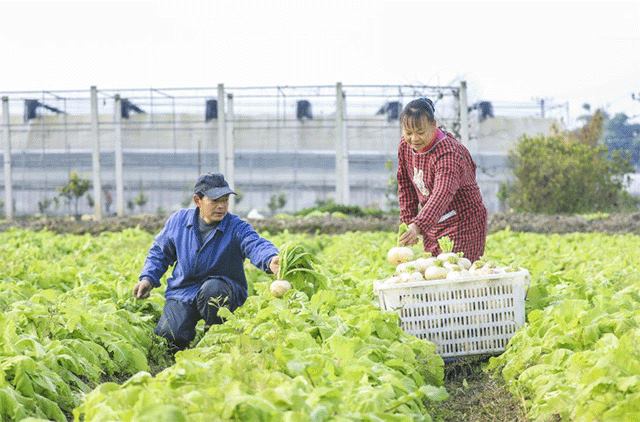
xmin=396 ymin=261 xmax=418 ymax=274
xmin=420 ymin=257 xmax=439 ymax=269
xmin=501 ymin=264 xmax=520 ymax=273
xmin=447 ymin=269 xmax=469 ymax=280
xmin=409 ymin=272 xmax=425 ymax=282
xmin=458 ymin=257 xmax=472 ymax=270
xmin=398 ymin=272 xmax=412 ymax=283
xmin=388 ymin=223 xmax=419 ymax=265
xmin=437 ymin=252 xmax=459 ymax=262
xmin=469 ymin=259 xmax=487 ymax=274
xmin=270 ymin=279 xmax=292 ymax=297
xmin=274 ymin=244 xmax=326 ymax=298
xmin=443 ymin=262 xmax=462 ymax=272
xmin=413 ymin=258 xmax=431 ymax=272
xmin=385 ymin=275 xmax=401 ymax=284
xmin=471 ymin=262 xmax=499 ymax=275
xmin=387 ymin=247 xmax=415 ymax=265
xmin=424 ymin=266 xmax=448 ymax=281
xmin=436 ymin=235 xmax=457 ymax=260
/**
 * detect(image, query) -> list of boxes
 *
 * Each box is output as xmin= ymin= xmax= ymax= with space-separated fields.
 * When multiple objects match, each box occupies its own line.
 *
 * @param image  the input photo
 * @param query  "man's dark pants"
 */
xmin=154 ymin=277 xmax=241 ymax=351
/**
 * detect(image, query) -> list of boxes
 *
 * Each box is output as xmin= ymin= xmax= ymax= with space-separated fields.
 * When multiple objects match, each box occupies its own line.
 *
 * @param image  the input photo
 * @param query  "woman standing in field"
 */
xmin=397 ymin=97 xmax=487 ymax=261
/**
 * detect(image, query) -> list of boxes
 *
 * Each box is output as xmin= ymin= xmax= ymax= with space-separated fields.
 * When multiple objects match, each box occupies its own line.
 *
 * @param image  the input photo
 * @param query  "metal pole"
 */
xmin=335 ymin=82 xmax=349 ymax=204
xmin=342 ymin=89 xmax=350 ymax=204
xmin=293 ymin=107 xmax=300 ymax=211
xmin=90 ymin=86 xmax=103 ymax=220
xmin=172 ymin=97 xmax=177 ymax=151
xmin=2 ymin=97 xmax=14 ymax=220
xmin=217 ymin=84 xmax=226 ymax=175
xmin=114 ymin=95 xmax=125 ymax=217
xmin=226 ymin=93 xmax=235 ymax=211
xmin=197 ymin=134 xmax=202 ymax=176
xmin=459 ymin=81 xmax=472 ymax=153
xmin=335 ymin=83 xmax=343 ymax=203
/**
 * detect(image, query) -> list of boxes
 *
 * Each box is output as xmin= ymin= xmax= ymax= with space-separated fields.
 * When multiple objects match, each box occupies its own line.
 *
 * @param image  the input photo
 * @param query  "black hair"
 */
xmin=400 ymin=97 xmax=436 ymax=131
xmin=195 ymin=192 xmax=204 ymax=199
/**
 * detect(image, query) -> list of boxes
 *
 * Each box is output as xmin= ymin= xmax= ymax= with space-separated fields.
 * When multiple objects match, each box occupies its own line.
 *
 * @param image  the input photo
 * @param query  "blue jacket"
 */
xmin=139 ymin=208 xmax=278 ymax=304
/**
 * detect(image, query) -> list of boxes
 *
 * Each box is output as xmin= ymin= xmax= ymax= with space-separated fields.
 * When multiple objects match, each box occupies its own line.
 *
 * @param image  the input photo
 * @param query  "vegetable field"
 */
xmin=0 ymin=228 xmax=639 ymax=421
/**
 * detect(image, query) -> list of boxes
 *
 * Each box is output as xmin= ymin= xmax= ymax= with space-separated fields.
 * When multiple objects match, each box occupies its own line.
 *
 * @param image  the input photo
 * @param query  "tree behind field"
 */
xmin=503 ymin=110 xmax=636 ymax=214
xmin=58 ymin=171 xmax=91 ymax=219
xmin=604 ymin=112 xmax=640 ymax=168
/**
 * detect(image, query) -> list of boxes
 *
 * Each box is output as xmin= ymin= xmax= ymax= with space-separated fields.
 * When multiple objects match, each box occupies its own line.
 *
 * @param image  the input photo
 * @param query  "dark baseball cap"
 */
xmin=194 ymin=173 xmax=236 ymax=200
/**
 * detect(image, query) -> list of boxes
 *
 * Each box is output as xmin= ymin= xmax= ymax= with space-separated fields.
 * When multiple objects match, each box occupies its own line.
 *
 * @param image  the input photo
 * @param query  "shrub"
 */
xmin=503 ymin=134 xmax=635 ymax=214
xmin=295 ymin=199 xmax=385 ymax=218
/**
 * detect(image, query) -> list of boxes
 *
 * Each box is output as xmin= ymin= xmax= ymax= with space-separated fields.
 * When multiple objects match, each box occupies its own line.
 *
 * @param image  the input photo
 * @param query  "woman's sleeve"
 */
xmin=412 ymin=151 xmax=461 ymax=235
xmin=397 ymin=143 xmax=419 ymax=223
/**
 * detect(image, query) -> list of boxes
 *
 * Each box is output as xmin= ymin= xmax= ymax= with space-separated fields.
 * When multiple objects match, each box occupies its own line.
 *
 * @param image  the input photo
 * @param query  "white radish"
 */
xmin=413 ymin=258 xmax=431 ymax=272
xmin=427 ymin=256 xmax=440 ymax=265
xmin=501 ymin=265 xmax=519 ymax=273
xmin=409 ymin=272 xmax=425 ymax=282
xmin=469 ymin=260 xmax=487 ymax=274
xmin=474 ymin=263 xmax=498 ymax=275
xmin=270 ymin=280 xmax=292 ymax=297
xmin=443 ymin=262 xmax=462 ymax=272
xmin=458 ymin=257 xmax=472 ymax=270
xmin=387 ymin=247 xmax=415 ymax=265
xmin=398 ymin=272 xmax=412 ymax=283
xmin=384 ymin=275 xmax=400 ymax=284
xmin=424 ymin=266 xmax=448 ymax=281
xmin=396 ymin=262 xmax=418 ymax=274
xmin=447 ymin=269 xmax=469 ymax=280
xmin=437 ymin=252 xmax=458 ymax=262
xmin=421 ymin=257 xmax=440 ymax=269
xmin=493 ymin=266 xmax=506 ymax=274
xmin=385 ymin=275 xmax=401 ymax=284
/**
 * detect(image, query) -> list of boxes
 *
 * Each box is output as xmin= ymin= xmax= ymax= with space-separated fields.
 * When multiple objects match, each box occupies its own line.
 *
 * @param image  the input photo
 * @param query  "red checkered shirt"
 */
xmin=397 ymin=131 xmax=488 ymax=261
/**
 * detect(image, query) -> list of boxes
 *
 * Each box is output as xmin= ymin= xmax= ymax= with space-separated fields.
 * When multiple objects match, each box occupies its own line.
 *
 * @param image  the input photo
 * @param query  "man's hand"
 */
xmin=269 ymin=255 xmax=280 ymax=275
xmin=399 ymin=223 xmax=420 ymax=246
xmin=133 ymin=278 xmax=153 ymax=299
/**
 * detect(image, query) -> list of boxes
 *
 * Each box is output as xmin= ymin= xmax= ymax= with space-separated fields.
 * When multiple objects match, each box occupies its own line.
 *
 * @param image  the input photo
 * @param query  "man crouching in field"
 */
xmin=133 ymin=172 xmax=280 ymax=351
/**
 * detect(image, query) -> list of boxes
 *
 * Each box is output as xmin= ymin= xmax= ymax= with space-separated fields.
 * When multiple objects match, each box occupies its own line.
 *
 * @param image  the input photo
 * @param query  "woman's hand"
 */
xmin=399 ymin=223 xmax=420 ymax=246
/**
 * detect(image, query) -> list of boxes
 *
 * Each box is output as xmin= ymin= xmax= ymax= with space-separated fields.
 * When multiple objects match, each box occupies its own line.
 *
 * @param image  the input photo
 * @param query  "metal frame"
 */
xmin=0 ymin=83 xmax=469 ymax=217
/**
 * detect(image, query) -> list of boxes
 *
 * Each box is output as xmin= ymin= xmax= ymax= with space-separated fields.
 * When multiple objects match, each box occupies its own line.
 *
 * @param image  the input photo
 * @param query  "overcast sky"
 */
xmin=1 ymin=0 xmax=639 ymax=124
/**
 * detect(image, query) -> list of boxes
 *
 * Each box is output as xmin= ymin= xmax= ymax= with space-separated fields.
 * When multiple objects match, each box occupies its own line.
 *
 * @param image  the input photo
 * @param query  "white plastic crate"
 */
xmin=374 ymin=270 xmax=530 ymax=358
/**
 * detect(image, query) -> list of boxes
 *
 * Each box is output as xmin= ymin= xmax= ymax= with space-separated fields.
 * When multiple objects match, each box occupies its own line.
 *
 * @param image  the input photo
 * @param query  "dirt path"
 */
xmin=428 ymin=356 xmax=527 ymax=422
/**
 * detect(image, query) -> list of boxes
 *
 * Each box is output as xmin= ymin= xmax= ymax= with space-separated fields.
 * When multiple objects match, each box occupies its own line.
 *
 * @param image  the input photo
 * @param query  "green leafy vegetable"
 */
xmin=437 ymin=236 xmax=454 ymax=253
xmin=276 ymin=243 xmax=326 ymax=298
xmin=397 ymin=223 xmax=408 ymax=246
xmin=74 ymin=232 xmax=447 ymax=420
xmin=5 ymin=228 xmax=640 ymax=422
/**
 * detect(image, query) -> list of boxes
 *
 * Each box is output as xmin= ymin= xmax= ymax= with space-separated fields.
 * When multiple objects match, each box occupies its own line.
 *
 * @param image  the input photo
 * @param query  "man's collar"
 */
xmin=186 ymin=207 xmax=230 ymax=232
xmin=186 ymin=207 xmax=198 ymax=228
